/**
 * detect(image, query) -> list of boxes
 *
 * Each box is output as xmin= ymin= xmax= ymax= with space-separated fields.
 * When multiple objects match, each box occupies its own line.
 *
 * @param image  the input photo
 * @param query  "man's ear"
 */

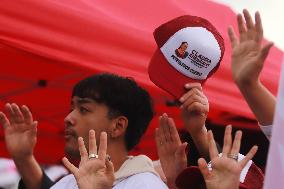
xmin=109 ymin=116 xmax=128 ymax=138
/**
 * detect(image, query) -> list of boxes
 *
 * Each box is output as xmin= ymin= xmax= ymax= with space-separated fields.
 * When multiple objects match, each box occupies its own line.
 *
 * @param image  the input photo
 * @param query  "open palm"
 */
xmin=63 ymin=131 xmax=114 ymax=189
xmin=228 ymin=9 xmax=273 ymax=85
xmin=0 ymin=103 xmax=37 ymax=159
xmin=198 ymin=126 xmax=258 ymax=189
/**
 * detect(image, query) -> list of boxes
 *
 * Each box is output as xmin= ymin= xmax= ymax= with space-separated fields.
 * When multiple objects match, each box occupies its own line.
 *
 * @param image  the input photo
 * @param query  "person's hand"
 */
xmin=0 ymin=103 xmax=38 ymax=160
xmin=155 ymin=113 xmax=187 ymax=189
xmin=179 ymin=83 xmax=209 ymax=135
xmin=228 ymin=9 xmax=273 ymax=87
xmin=198 ymin=126 xmax=258 ymax=189
xmin=62 ymin=130 xmax=114 ymax=189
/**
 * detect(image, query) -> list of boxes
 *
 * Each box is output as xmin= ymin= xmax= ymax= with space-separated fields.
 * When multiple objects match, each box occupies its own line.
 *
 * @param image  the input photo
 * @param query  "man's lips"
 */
xmin=65 ymin=129 xmax=76 ymax=138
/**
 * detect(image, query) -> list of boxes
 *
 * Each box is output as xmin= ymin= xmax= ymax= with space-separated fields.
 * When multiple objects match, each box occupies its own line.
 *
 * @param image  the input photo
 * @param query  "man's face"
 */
xmin=64 ymin=96 xmax=113 ymax=157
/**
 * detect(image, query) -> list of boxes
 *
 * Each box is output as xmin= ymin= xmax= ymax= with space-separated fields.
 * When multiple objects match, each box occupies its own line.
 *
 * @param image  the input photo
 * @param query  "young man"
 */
xmin=0 ymin=73 xmax=168 ymax=189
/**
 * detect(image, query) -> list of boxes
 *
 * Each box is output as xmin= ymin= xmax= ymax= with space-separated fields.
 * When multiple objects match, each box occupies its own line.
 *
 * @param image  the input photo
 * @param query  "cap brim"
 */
xmin=148 ymin=49 xmax=204 ymax=99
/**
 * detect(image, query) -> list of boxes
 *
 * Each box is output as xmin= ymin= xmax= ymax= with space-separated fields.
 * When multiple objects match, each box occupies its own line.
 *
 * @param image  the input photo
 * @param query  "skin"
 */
xmin=62 ymin=130 xmax=115 ymax=189
xmin=198 ymin=126 xmax=258 ymax=189
xmin=228 ymin=9 xmax=275 ymax=126
xmin=156 ymin=83 xmax=210 ymax=188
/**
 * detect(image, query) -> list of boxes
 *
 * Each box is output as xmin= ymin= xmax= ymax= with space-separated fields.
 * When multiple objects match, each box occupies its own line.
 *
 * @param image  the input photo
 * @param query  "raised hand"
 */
xmin=62 ymin=130 xmax=115 ymax=189
xmin=0 ymin=103 xmax=38 ymax=160
xmin=228 ymin=9 xmax=273 ymax=86
xmin=198 ymin=126 xmax=258 ymax=189
xmin=155 ymin=113 xmax=187 ymax=189
xmin=179 ymin=83 xmax=209 ymax=135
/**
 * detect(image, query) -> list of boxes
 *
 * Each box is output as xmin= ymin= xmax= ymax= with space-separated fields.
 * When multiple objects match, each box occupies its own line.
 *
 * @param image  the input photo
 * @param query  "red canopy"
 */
xmin=0 ymin=0 xmax=283 ymax=164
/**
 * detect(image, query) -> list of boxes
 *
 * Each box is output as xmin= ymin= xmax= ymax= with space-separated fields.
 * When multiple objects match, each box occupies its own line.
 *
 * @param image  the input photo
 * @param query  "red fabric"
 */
xmin=0 ymin=0 xmax=283 ymax=164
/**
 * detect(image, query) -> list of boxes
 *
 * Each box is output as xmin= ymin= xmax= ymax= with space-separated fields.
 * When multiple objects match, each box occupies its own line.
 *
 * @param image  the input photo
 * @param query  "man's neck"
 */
xmin=107 ymin=143 xmax=128 ymax=172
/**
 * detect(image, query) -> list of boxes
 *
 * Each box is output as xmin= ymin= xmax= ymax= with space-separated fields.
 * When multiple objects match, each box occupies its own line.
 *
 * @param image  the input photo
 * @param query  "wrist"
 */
xmin=13 ymin=154 xmax=35 ymax=165
xmin=235 ymin=76 xmax=262 ymax=89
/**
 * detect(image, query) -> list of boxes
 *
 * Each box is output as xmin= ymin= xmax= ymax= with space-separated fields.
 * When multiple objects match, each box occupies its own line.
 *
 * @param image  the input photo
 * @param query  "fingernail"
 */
xmin=106 ymin=155 xmax=111 ymax=161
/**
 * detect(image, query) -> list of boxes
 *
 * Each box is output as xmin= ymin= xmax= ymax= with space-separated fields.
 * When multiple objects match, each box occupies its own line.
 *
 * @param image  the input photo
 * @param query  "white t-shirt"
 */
xmin=50 ymin=172 xmax=168 ymax=189
xmin=259 ymin=124 xmax=272 ymax=140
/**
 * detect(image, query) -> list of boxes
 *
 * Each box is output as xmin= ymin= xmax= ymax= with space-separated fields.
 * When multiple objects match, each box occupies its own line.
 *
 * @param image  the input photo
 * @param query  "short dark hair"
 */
xmin=72 ymin=73 xmax=154 ymax=151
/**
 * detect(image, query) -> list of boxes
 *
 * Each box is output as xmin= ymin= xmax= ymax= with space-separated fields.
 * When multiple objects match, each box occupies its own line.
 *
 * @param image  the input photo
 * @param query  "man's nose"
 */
xmin=64 ymin=111 xmax=75 ymax=127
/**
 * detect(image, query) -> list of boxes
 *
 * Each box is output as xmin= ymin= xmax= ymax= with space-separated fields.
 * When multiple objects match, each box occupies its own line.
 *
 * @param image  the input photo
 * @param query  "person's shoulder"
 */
xmin=113 ymin=172 xmax=168 ymax=189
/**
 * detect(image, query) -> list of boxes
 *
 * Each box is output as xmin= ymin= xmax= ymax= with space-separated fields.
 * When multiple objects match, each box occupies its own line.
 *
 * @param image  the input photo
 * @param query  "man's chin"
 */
xmin=64 ymin=142 xmax=80 ymax=158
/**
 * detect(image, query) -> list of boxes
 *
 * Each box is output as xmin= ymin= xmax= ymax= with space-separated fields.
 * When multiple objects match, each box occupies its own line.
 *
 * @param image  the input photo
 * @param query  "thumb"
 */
xmin=29 ymin=121 xmax=38 ymax=136
xmin=105 ymin=157 xmax=115 ymax=176
xmin=258 ymin=42 xmax=274 ymax=65
xmin=198 ymin=158 xmax=210 ymax=180
xmin=175 ymin=142 xmax=188 ymax=172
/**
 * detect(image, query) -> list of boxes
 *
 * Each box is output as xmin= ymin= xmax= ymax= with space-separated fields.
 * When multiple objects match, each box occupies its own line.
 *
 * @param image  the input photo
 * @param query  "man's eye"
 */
xmin=80 ymin=107 xmax=88 ymax=113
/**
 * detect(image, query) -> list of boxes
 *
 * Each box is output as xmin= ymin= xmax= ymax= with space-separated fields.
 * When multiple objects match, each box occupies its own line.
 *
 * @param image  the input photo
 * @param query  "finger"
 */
xmin=98 ymin=132 xmax=107 ymax=162
xmin=222 ymin=125 xmax=232 ymax=156
xmin=175 ymin=142 xmax=188 ymax=171
xmin=239 ymin=146 xmax=258 ymax=168
xmin=198 ymin=158 xmax=210 ymax=180
xmin=157 ymin=116 xmax=165 ymax=146
xmin=243 ymin=9 xmax=254 ymax=30
xmin=160 ymin=113 xmax=171 ymax=142
xmin=20 ymin=105 xmax=34 ymax=125
xmin=5 ymin=103 xmax=16 ymax=125
xmin=155 ymin=128 xmax=162 ymax=150
xmin=26 ymin=121 xmax=38 ymax=139
xmin=258 ymin=42 xmax=274 ymax=64
xmin=184 ymin=83 xmax=202 ymax=91
xmin=182 ymin=95 xmax=208 ymax=110
xmin=208 ymin=130 xmax=219 ymax=159
xmin=167 ymin=117 xmax=181 ymax=145
xmin=230 ymin=130 xmax=242 ymax=155
xmin=11 ymin=103 xmax=24 ymax=123
xmin=237 ymin=13 xmax=246 ymax=35
xmin=0 ymin=112 xmax=10 ymax=129
xmin=180 ymin=87 xmax=203 ymax=103
xmin=254 ymin=11 xmax=263 ymax=43
xmin=88 ymin=129 xmax=97 ymax=156
xmin=228 ymin=26 xmax=238 ymax=48
xmin=105 ymin=158 xmax=115 ymax=175
xmin=78 ymin=137 xmax=88 ymax=163
xmin=62 ymin=157 xmax=78 ymax=176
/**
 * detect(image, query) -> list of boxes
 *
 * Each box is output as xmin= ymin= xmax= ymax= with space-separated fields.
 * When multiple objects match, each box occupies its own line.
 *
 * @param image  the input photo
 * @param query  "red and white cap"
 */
xmin=148 ymin=15 xmax=225 ymax=99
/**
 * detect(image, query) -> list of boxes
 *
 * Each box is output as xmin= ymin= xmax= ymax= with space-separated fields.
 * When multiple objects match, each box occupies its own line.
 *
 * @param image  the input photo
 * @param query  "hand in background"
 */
xmin=0 ymin=103 xmax=38 ymax=160
xmin=229 ymin=9 xmax=273 ymax=86
xmin=155 ymin=113 xmax=187 ymax=189
xmin=198 ymin=126 xmax=258 ymax=189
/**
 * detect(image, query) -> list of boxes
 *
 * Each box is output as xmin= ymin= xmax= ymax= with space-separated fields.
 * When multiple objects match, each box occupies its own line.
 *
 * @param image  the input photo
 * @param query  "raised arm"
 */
xmin=155 ymin=113 xmax=187 ymax=189
xmin=229 ymin=9 xmax=275 ymax=126
xmin=0 ymin=103 xmax=44 ymax=189
xmin=179 ymin=83 xmax=209 ymax=158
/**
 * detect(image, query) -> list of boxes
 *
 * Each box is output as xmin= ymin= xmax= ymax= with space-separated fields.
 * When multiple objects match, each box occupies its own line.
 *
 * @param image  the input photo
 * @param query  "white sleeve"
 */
xmin=259 ymin=124 xmax=272 ymax=140
xmin=113 ymin=172 xmax=168 ymax=189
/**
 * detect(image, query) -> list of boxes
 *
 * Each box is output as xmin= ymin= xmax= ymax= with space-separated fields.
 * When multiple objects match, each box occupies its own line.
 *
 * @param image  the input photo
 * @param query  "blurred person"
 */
xmin=0 ymin=73 xmax=168 ymax=189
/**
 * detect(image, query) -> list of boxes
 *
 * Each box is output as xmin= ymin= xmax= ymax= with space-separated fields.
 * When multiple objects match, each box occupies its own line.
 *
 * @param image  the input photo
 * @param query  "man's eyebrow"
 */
xmin=77 ymin=98 xmax=94 ymax=105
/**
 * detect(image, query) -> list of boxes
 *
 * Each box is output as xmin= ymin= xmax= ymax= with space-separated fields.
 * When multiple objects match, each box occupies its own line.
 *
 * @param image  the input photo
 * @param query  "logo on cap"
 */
xmin=175 ymin=42 xmax=189 ymax=59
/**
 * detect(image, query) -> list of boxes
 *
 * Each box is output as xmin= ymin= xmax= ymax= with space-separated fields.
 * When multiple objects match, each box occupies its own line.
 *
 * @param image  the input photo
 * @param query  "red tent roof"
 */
xmin=0 ymin=0 xmax=282 ymax=164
